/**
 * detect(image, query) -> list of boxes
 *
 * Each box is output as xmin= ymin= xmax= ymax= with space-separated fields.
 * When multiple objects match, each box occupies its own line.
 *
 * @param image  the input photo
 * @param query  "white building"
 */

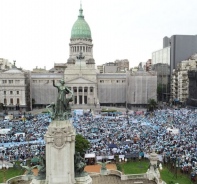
xmin=171 ymin=54 xmax=197 ymax=103
xmin=0 ymin=4 xmax=158 ymax=110
xmin=0 ymin=65 xmax=27 ymax=110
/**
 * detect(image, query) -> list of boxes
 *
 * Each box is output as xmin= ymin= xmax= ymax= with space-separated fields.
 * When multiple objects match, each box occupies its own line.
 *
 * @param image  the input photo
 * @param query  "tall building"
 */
xmin=114 ymin=59 xmax=129 ymax=72
xmin=171 ymin=53 xmax=197 ymax=104
xmin=0 ymin=58 xmax=13 ymax=70
xmin=152 ymin=47 xmax=171 ymax=102
xmin=98 ymin=59 xmax=129 ymax=74
xmin=104 ymin=62 xmax=118 ymax=73
xmin=146 ymin=59 xmax=152 ymax=71
xmin=187 ymin=70 xmax=197 ymax=107
xmin=97 ymin=65 xmax=104 ymax=74
xmin=163 ymin=35 xmax=197 ymax=74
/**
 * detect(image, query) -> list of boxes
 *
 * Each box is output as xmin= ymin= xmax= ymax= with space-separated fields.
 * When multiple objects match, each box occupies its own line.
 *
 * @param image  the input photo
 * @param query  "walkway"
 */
xmin=84 ymin=164 xmax=117 ymax=173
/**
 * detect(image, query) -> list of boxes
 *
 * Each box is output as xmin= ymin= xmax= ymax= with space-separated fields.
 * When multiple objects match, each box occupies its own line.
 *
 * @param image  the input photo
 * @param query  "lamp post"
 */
xmin=3 ymin=104 xmax=7 ymax=116
xmin=23 ymin=112 xmax=26 ymax=134
xmin=126 ymin=108 xmax=129 ymax=124
xmin=94 ymin=97 xmax=96 ymax=107
xmin=23 ymin=112 xmax=30 ymax=158
xmin=0 ymin=158 xmax=9 ymax=183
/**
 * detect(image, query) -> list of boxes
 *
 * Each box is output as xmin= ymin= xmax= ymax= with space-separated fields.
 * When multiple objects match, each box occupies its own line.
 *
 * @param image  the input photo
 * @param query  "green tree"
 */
xmin=148 ymin=99 xmax=157 ymax=112
xmin=75 ymin=134 xmax=90 ymax=156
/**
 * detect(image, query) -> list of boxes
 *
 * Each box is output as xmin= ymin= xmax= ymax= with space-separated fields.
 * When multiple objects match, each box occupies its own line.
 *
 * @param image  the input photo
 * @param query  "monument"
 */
xmin=31 ymin=79 xmax=92 ymax=184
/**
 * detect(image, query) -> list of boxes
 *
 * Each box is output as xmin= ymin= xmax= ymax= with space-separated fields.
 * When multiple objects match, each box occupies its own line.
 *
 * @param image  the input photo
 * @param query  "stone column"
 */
xmin=45 ymin=120 xmax=76 ymax=184
xmin=94 ymin=86 xmax=97 ymax=107
xmin=87 ymin=87 xmax=90 ymax=104
xmin=77 ymin=87 xmax=79 ymax=105
xmin=82 ymin=87 xmax=84 ymax=104
xmin=71 ymin=87 xmax=74 ymax=105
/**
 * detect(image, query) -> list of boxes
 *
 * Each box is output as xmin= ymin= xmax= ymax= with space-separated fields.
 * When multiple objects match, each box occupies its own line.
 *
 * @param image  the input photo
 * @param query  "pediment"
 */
xmin=66 ymin=77 xmax=95 ymax=84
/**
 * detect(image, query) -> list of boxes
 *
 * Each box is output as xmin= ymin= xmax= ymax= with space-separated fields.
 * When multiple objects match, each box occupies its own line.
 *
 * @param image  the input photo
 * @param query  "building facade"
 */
xmin=152 ymin=47 xmax=171 ymax=102
xmin=127 ymin=70 xmax=157 ymax=107
xmin=0 ymin=4 xmax=158 ymax=110
xmin=163 ymin=35 xmax=197 ymax=74
xmin=170 ymin=54 xmax=197 ymax=104
xmin=187 ymin=70 xmax=197 ymax=107
xmin=0 ymin=58 xmax=13 ymax=70
xmin=0 ymin=66 xmax=27 ymax=111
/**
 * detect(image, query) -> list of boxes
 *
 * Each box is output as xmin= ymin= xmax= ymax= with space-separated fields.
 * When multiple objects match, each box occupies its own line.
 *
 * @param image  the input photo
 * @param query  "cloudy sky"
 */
xmin=0 ymin=0 xmax=197 ymax=70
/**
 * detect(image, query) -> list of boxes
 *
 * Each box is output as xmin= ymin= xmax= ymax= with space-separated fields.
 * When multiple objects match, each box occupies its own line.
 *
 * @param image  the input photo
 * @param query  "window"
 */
xmin=2 ymin=80 xmax=7 ymax=84
xmin=84 ymin=88 xmax=87 ymax=92
xmin=17 ymin=91 xmax=19 ymax=94
xmin=90 ymin=87 xmax=93 ymax=93
xmin=4 ymin=98 xmax=7 ymax=104
xmin=10 ymin=91 xmax=13 ymax=95
xmin=9 ymin=80 xmax=13 ymax=84
xmin=10 ymin=98 xmax=13 ymax=105
xmin=17 ymin=98 xmax=20 ymax=104
xmin=4 ymin=91 xmax=6 ymax=95
xmin=117 ymin=80 xmax=119 ymax=83
xmin=100 ymin=80 xmax=104 ymax=83
xmin=15 ymin=80 xmax=20 ymax=84
xmin=79 ymin=87 xmax=82 ymax=92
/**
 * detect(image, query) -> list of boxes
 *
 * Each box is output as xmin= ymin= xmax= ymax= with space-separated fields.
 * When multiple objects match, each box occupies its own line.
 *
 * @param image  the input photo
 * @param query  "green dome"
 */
xmin=71 ymin=5 xmax=91 ymax=39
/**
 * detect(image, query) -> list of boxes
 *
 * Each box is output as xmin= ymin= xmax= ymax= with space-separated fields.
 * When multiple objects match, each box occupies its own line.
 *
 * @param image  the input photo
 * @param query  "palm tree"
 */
xmin=148 ymin=99 xmax=157 ymax=112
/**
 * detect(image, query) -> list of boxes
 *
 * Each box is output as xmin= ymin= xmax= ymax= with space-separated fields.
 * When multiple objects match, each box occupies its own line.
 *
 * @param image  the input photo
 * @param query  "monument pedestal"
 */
xmin=100 ymin=169 xmax=109 ymax=175
xmin=31 ymin=179 xmax=46 ymax=184
xmin=75 ymin=175 xmax=92 ymax=184
xmin=44 ymin=119 xmax=76 ymax=184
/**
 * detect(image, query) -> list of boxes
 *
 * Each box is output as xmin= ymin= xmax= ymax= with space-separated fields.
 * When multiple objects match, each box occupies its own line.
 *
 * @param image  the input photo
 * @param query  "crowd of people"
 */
xmin=0 ymin=108 xmax=197 ymax=178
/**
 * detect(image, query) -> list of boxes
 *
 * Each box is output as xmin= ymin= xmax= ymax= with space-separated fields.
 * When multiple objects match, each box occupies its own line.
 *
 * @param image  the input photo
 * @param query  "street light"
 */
xmin=3 ymin=104 xmax=7 ymax=116
xmin=23 ymin=112 xmax=30 ymax=157
xmin=94 ymin=98 xmax=96 ymax=107
xmin=0 ymin=158 xmax=9 ymax=183
xmin=126 ymin=108 xmax=129 ymax=124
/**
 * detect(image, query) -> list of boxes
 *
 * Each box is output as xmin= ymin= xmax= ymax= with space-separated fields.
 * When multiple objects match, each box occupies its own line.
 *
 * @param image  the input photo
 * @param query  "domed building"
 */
xmin=67 ymin=4 xmax=95 ymax=65
xmin=29 ymin=3 xmax=157 ymax=110
xmin=64 ymin=3 xmax=98 ymax=108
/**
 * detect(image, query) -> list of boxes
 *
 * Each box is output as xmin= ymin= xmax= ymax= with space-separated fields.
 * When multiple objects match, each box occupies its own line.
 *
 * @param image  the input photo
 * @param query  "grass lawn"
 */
xmin=0 ymin=167 xmax=25 ymax=183
xmin=160 ymin=167 xmax=192 ymax=184
xmin=119 ymin=160 xmax=193 ymax=184
xmin=120 ymin=159 xmax=150 ymax=174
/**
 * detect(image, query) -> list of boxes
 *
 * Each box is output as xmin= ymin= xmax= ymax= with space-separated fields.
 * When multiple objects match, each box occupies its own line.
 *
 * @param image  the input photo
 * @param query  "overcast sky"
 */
xmin=0 ymin=0 xmax=197 ymax=70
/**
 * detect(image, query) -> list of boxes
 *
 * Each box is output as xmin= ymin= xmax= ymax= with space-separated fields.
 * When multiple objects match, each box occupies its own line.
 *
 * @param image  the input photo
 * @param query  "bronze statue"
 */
xmin=36 ymin=156 xmax=46 ymax=180
xmin=97 ymin=161 xmax=110 ymax=170
xmin=74 ymin=152 xmax=87 ymax=177
xmin=47 ymin=79 xmax=73 ymax=120
xmin=21 ymin=165 xmax=37 ymax=175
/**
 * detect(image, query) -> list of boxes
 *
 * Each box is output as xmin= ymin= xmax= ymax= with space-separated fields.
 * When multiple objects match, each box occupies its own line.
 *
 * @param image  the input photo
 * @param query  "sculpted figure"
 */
xmin=97 ymin=161 xmax=110 ymax=170
xmin=74 ymin=152 xmax=87 ymax=177
xmin=36 ymin=156 xmax=46 ymax=180
xmin=21 ymin=165 xmax=37 ymax=175
xmin=47 ymin=79 xmax=73 ymax=120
